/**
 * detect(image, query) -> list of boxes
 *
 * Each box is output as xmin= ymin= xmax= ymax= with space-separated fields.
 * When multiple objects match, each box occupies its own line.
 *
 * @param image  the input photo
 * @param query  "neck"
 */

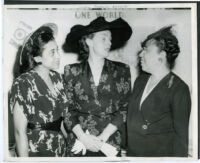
xmin=88 ymin=53 xmax=105 ymax=67
xmin=151 ymin=66 xmax=170 ymax=81
xmin=34 ymin=65 xmax=50 ymax=78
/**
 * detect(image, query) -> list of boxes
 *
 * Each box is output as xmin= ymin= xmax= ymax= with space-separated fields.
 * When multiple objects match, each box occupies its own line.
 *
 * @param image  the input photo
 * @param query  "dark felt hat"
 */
xmin=62 ymin=16 xmax=133 ymax=53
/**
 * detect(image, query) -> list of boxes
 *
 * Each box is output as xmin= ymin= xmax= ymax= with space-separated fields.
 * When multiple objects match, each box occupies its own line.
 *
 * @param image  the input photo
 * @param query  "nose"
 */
xmin=55 ymin=50 xmax=60 ymax=60
xmin=107 ymin=39 xmax=111 ymax=49
xmin=139 ymin=50 xmax=144 ymax=58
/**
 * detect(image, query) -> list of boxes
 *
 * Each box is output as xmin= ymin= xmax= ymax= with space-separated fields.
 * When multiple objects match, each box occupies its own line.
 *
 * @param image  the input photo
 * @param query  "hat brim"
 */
xmin=63 ymin=17 xmax=132 ymax=53
xmin=22 ymin=23 xmax=58 ymax=47
xmin=42 ymin=23 xmax=58 ymax=37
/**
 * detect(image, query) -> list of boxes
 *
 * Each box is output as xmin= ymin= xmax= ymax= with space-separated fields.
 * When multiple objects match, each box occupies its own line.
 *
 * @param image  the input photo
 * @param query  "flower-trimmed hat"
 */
xmin=19 ymin=23 xmax=58 ymax=65
xmin=62 ymin=16 xmax=133 ymax=53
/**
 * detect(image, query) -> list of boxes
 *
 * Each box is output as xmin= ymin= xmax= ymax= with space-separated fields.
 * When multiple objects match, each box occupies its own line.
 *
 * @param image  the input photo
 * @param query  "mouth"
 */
xmin=105 ymin=47 xmax=110 ymax=52
xmin=55 ymin=61 xmax=60 ymax=66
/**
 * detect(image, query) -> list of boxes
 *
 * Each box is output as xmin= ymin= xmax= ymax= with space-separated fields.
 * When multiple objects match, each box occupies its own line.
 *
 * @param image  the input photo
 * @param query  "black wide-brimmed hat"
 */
xmin=62 ymin=16 xmax=132 ymax=53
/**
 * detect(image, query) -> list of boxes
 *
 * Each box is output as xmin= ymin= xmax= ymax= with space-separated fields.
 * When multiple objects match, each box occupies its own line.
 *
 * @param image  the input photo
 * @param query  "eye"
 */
xmin=50 ymin=49 xmax=55 ymax=56
xmin=142 ymin=47 xmax=146 ymax=52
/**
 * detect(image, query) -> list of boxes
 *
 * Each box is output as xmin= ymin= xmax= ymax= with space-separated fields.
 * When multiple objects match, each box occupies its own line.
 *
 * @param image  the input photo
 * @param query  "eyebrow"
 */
xmin=50 ymin=49 xmax=55 ymax=51
xmin=102 ymin=32 xmax=111 ymax=36
xmin=50 ymin=46 xmax=58 ymax=50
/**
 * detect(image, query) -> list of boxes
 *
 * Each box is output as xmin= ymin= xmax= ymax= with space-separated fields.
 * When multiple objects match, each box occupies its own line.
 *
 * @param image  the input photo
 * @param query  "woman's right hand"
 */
xmin=72 ymin=124 xmax=103 ymax=152
xmin=79 ymin=133 xmax=102 ymax=152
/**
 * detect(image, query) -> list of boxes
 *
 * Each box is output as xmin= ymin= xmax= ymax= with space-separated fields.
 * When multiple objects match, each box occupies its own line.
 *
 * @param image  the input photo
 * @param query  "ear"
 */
xmin=85 ymin=38 xmax=93 ymax=47
xmin=34 ymin=56 xmax=42 ymax=63
xmin=160 ymin=50 xmax=166 ymax=56
xmin=158 ymin=51 xmax=167 ymax=63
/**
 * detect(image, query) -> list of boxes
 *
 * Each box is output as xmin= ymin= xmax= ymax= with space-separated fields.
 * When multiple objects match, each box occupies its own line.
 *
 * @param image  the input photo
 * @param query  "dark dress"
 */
xmin=9 ymin=70 xmax=68 ymax=157
xmin=63 ymin=59 xmax=131 ymax=156
xmin=127 ymin=72 xmax=191 ymax=157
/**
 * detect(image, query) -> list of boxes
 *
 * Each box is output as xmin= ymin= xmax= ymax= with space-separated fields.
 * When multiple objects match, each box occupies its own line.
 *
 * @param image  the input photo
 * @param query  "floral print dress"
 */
xmin=9 ymin=70 xmax=68 ymax=157
xmin=63 ymin=59 xmax=131 ymax=156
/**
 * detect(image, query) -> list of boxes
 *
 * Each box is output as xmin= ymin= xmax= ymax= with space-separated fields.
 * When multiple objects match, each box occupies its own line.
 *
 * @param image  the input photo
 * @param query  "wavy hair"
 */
xmin=14 ymin=26 xmax=54 ymax=78
xmin=141 ymin=26 xmax=180 ymax=69
xmin=77 ymin=33 xmax=94 ymax=62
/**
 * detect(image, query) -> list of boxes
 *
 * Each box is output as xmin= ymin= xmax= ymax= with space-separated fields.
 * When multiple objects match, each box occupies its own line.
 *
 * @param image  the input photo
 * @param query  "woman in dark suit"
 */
xmin=127 ymin=26 xmax=191 ymax=157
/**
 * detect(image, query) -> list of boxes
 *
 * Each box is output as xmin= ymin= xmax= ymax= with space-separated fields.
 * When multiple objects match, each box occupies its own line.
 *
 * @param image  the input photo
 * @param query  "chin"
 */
xmin=141 ymin=67 xmax=148 ymax=73
xmin=102 ymin=53 xmax=109 ymax=58
xmin=51 ymin=66 xmax=59 ymax=71
xmin=99 ymin=51 xmax=109 ymax=57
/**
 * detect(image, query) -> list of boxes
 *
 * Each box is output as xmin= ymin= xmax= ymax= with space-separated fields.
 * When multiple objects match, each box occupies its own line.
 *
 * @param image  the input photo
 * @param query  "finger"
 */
xmin=72 ymin=142 xmax=79 ymax=150
xmin=72 ymin=145 xmax=83 ymax=154
xmin=74 ymin=149 xmax=82 ymax=154
xmin=71 ymin=145 xmax=78 ymax=151
xmin=82 ymin=146 xmax=86 ymax=155
xmin=71 ymin=147 xmax=77 ymax=152
xmin=71 ymin=145 xmax=81 ymax=152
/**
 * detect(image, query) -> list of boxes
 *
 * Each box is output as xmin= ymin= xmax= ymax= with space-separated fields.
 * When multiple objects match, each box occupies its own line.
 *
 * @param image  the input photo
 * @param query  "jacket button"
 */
xmin=142 ymin=124 xmax=148 ymax=130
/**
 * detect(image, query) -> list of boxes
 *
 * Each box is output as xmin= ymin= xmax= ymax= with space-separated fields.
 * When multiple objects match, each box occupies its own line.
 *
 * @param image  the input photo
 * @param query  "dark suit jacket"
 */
xmin=127 ymin=72 xmax=191 ymax=157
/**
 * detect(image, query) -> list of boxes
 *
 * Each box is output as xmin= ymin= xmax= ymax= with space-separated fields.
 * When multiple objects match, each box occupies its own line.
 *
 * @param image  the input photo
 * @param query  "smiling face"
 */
xmin=139 ymin=39 xmax=163 ymax=73
xmin=40 ymin=40 xmax=60 ymax=70
xmin=87 ymin=30 xmax=112 ymax=59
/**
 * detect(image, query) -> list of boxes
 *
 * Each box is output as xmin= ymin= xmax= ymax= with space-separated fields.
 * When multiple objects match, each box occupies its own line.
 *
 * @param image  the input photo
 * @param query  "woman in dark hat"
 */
xmin=62 ymin=16 xmax=132 ymax=156
xmin=127 ymin=26 xmax=191 ymax=157
xmin=9 ymin=23 xmax=68 ymax=157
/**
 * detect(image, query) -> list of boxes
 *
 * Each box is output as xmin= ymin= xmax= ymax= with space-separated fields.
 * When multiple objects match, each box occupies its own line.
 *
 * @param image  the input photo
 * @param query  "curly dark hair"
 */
xmin=14 ymin=26 xmax=54 ymax=78
xmin=78 ymin=33 xmax=94 ymax=62
xmin=141 ymin=25 xmax=180 ymax=69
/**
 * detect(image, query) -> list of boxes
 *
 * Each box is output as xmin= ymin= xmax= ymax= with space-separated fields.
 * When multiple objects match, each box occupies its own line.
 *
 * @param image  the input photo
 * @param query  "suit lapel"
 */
xmin=140 ymin=72 xmax=172 ymax=122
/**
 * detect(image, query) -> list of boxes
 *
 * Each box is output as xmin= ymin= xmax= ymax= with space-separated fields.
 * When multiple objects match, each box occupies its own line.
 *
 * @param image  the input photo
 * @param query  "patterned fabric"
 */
xmin=63 ymin=59 xmax=131 ymax=156
xmin=9 ymin=70 xmax=68 ymax=157
xmin=127 ymin=72 xmax=191 ymax=157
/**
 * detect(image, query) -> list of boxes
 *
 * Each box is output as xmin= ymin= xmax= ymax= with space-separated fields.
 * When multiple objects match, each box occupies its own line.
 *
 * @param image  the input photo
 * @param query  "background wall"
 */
xmin=3 ymin=6 xmax=194 ymax=156
xmin=4 ymin=7 xmax=192 ymax=90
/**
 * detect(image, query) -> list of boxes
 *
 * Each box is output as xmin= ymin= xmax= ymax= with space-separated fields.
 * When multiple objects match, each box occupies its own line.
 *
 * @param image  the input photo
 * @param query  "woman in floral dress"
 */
xmin=9 ymin=23 xmax=68 ymax=157
xmin=62 ymin=17 xmax=132 ymax=156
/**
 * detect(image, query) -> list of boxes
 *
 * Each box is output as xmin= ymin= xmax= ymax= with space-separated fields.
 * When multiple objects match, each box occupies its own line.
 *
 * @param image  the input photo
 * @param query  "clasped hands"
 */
xmin=71 ymin=130 xmax=109 ymax=155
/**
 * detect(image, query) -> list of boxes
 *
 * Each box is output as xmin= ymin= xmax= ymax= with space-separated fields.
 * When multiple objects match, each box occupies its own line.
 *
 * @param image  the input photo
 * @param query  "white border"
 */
xmin=3 ymin=3 xmax=198 ymax=162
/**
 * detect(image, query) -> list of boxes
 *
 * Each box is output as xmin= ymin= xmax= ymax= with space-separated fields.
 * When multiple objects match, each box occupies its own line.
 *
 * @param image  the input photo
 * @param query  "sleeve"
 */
xmin=63 ymin=65 xmax=80 ymax=131
xmin=9 ymin=78 xmax=31 ymax=120
xmin=111 ymin=65 xmax=132 ymax=128
xmin=171 ymin=82 xmax=191 ymax=156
